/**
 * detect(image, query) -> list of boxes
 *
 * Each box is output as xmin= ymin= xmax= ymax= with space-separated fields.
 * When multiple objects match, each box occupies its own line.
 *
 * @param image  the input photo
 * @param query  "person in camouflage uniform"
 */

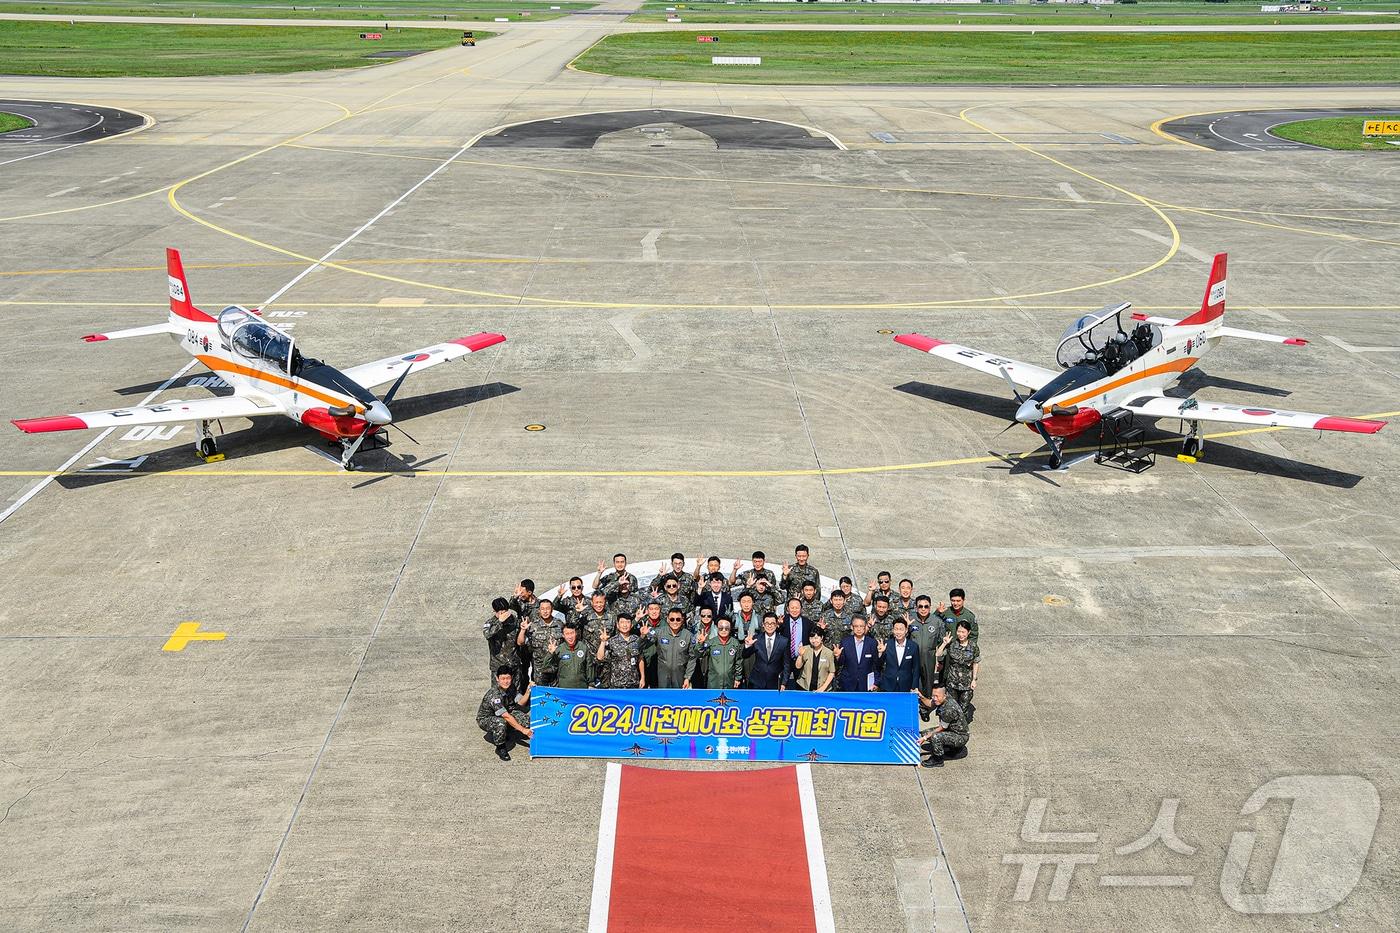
xmin=553 ymin=576 xmax=590 ymax=625
xmin=576 ymin=591 xmax=613 ymax=657
xmin=509 ymin=579 xmax=539 ymax=627
xmin=798 ymin=581 xmax=823 ymax=624
xmin=826 ymin=577 xmax=861 ymax=615
xmin=745 ymin=575 xmax=778 ymax=618
xmin=818 ymin=600 xmax=856 ymax=652
xmin=477 ymin=667 xmax=532 ymax=761
xmin=546 ymin=621 xmax=594 ymax=689
xmin=936 ymin=620 xmax=980 ymax=719
xmin=652 ymin=553 xmax=698 ymax=596
xmin=698 ymin=556 xmax=727 ymax=596
xmin=698 ymin=617 xmax=745 ymax=690
xmin=645 ymin=608 xmax=698 ymax=689
xmin=596 ymin=554 xmax=638 ymax=598
xmin=729 ymin=551 xmax=778 ymax=595
xmin=864 ymin=571 xmax=894 ymax=615
xmin=596 ymin=614 xmax=646 ymax=688
xmin=781 ymin=545 xmax=819 ymax=604
xmin=730 ymin=592 xmax=764 ymax=685
xmin=919 ymin=686 xmax=969 ymax=767
xmin=482 ymin=597 xmax=521 ymax=679
xmin=891 ymin=579 xmax=918 ymax=623
xmin=607 ymin=576 xmax=643 ymax=623
xmin=868 ymin=595 xmax=898 ymax=642
xmin=654 ymin=575 xmax=693 ymax=620
xmin=936 ymin=588 xmax=978 ymax=643
xmin=516 ymin=598 xmax=564 ymax=685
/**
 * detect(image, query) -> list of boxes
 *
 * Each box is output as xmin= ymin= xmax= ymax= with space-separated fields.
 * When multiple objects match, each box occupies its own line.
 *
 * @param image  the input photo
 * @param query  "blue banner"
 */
xmin=530 ymin=688 xmax=921 ymax=765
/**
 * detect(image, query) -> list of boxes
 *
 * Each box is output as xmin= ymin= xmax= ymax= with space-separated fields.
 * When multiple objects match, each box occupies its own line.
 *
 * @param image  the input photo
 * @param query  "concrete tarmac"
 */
xmin=0 ymin=10 xmax=1397 ymax=933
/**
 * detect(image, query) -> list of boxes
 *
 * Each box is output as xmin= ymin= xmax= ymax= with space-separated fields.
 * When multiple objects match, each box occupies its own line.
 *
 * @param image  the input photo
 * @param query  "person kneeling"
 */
xmin=918 ymin=686 xmax=968 ymax=768
xmin=477 ymin=667 xmax=533 ymax=762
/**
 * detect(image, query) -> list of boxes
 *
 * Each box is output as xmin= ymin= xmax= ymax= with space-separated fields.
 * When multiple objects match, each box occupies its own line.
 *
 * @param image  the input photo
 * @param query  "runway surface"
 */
xmin=0 ymin=8 xmax=1397 ymax=933
xmin=1160 ymin=106 xmax=1400 ymax=151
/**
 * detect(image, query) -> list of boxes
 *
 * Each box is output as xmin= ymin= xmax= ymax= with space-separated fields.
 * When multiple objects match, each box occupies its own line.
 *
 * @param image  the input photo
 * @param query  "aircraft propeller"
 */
xmin=339 ymin=363 xmax=417 ymax=468
xmin=996 ymin=364 xmax=1057 ymax=452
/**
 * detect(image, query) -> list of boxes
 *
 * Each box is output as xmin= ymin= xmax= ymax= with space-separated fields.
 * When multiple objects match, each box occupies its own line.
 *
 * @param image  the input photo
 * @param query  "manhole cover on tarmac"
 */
xmin=1043 ymin=594 xmax=1071 ymax=607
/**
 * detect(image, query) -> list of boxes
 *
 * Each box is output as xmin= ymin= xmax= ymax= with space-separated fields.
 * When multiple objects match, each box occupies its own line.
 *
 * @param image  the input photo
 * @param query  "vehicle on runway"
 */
xmin=895 ymin=253 xmax=1385 ymax=469
xmin=11 ymin=249 xmax=505 ymax=470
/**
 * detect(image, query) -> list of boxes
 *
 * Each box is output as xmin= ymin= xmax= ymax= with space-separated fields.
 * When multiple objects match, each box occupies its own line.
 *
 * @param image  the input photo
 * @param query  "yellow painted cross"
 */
xmin=162 ymin=622 xmax=227 ymax=652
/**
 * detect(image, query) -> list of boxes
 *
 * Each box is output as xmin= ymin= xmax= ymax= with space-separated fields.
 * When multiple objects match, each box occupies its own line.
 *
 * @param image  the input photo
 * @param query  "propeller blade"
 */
xmin=381 ymin=362 xmax=414 ymax=407
xmin=1033 ymin=420 xmax=1057 ymax=451
xmin=389 ymin=422 xmax=419 ymax=445
xmin=997 ymin=365 xmax=1025 ymax=404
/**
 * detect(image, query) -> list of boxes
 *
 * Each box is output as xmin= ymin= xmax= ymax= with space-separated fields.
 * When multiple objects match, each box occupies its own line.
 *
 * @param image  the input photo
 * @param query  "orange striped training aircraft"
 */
xmin=11 ymin=249 xmax=504 ymax=470
xmin=896 ymin=253 xmax=1384 ymax=470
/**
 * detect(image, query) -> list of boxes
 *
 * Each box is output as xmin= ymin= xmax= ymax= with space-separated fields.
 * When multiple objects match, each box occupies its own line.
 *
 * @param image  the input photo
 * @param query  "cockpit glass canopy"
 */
xmin=1055 ymin=301 xmax=1133 ymax=369
xmin=217 ymin=306 xmax=258 ymax=339
xmin=230 ymin=319 xmax=294 ymax=373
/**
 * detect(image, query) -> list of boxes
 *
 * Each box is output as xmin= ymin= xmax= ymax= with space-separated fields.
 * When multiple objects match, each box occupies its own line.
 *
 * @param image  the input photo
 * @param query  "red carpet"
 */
xmin=591 ymin=764 xmax=832 ymax=932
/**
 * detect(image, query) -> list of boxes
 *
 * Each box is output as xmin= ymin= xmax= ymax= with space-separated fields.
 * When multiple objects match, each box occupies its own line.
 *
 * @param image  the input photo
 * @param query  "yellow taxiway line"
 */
xmin=2 ymin=411 xmax=1393 ymax=480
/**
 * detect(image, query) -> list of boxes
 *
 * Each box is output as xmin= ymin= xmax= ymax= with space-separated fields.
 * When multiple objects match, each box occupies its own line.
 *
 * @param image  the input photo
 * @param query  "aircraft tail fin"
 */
xmin=1176 ymin=252 xmax=1227 ymax=327
xmin=166 ymin=248 xmax=215 ymax=324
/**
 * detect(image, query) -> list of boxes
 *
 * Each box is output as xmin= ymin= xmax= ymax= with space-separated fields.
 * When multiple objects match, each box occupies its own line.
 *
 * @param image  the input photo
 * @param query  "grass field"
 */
xmin=0 ymin=112 xmax=36 ymax=133
xmin=573 ymin=30 xmax=1400 ymax=84
xmin=631 ymin=0 xmax=1400 ymax=25
xmin=0 ymin=0 xmax=590 ymax=21
xmin=0 ymin=21 xmax=488 ymax=75
xmin=1270 ymin=114 xmax=1400 ymax=150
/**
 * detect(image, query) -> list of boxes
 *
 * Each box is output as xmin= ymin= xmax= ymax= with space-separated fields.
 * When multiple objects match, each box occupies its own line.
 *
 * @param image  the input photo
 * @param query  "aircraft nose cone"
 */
xmin=365 ymin=401 xmax=392 ymax=425
xmin=1015 ymin=399 xmax=1043 ymax=423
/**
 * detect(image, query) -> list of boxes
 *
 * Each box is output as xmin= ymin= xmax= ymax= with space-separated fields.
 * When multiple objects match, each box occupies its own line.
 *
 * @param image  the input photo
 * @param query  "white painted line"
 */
xmin=1058 ymin=181 xmax=1086 ymax=203
xmin=0 ymin=360 xmax=196 ymax=527
xmin=609 ymin=311 xmax=651 ymax=360
xmin=45 ymin=186 xmax=80 ymax=198
xmin=1130 ymin=228 xmax=1212 ymax=264
xmin=261 ymin=134 xmax=483 ymax=309
xmin=640 ymin=227 xmax=661 ymax=262
xmin=97 ymin=175 xmax=121 ymax=184
xmin=1323 ymin=335 xmax=1400 ymax=353
xmin=587 ymin=762 xmax=622 ymax=933
xmin=796 ymin=763 xmax=836 ymax=933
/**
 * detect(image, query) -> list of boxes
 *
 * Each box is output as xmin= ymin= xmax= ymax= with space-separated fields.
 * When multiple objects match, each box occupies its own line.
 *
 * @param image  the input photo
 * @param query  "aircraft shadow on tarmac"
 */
xmin=56 ymin=382 xmax=519 ymax=487
xmin=894 ymin=381 xmax=1363 ymax=489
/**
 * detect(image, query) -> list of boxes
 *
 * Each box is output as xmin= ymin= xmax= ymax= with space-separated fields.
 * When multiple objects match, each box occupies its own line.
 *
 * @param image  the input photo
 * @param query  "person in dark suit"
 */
xmin=780 ymin=598 xmax=807 ymax=686
xmin=695 ymin=572 xmax=734 ymax=623
xmin=834 ymin=616 xmax=879 ymax=692
xmin=744 ymin=613 xmax=788 ymax=689
xmin=879 ymin=618 xmax=922 ymax=693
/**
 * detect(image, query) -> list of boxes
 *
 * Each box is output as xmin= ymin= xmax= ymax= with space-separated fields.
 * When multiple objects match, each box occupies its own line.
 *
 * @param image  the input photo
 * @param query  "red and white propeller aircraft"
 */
xmin=11 ymin=249 xmax=505 ymax=469
xmin=895 ymin=253 xmax=1385 ymax=469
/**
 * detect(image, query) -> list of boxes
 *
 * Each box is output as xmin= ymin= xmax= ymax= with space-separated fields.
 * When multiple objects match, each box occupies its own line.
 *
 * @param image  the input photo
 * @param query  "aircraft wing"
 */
xmin=341 ymin=332 xmax=506 ymax=392
xmin=895 ymin=333 xmax=1059 ymax=392
xmin=12 ymin=394 xmax=284 ymax=433
xmin=1120 ymin=395 xmax=1385 ymax=434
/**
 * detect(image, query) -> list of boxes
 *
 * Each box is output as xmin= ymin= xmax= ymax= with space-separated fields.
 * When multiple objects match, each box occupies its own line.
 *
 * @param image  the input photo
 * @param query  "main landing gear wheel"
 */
xmin=1181 ymin=437 xmax=1202 ymax=458
xmin=195 ymin=420 xmax=219 ymax=459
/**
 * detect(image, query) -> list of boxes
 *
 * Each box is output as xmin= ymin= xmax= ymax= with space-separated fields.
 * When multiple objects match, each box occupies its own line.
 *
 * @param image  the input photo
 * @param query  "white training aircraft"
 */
xmin=895 ymin=253 xmax=1385 ymax=469
xmin=12 ymin=248 xmax=506 ymax=469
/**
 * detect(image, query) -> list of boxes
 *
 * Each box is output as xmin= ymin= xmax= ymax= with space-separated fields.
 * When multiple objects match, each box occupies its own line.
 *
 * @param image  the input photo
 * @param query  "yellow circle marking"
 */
xmin=525 ymin=423 xmax=546 ymax=431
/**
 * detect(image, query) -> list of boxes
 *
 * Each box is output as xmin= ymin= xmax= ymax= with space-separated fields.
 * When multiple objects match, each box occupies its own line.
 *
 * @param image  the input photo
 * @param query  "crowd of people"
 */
xmin=477 ymin=546 xmax=982 ymax=767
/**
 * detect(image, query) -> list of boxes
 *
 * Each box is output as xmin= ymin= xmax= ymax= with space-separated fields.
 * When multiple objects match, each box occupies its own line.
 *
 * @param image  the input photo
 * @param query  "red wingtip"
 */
xmin=81 ymin=334 xmax=108 ymax=342
xmin=1314 ymin=417 xmax=1385 ymax=435
xmin=894 ymin=334 xmax=944 ymax=353
xmin=13 ymin=415 xmax=89 ymax=433
xmin=449 ymin=332 xmax=506 ymax=352
xmin=1283 ymin=338 xmax=1308 ymax=346
xmin=1130 ymin=312 xmax=1148 ymax=321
